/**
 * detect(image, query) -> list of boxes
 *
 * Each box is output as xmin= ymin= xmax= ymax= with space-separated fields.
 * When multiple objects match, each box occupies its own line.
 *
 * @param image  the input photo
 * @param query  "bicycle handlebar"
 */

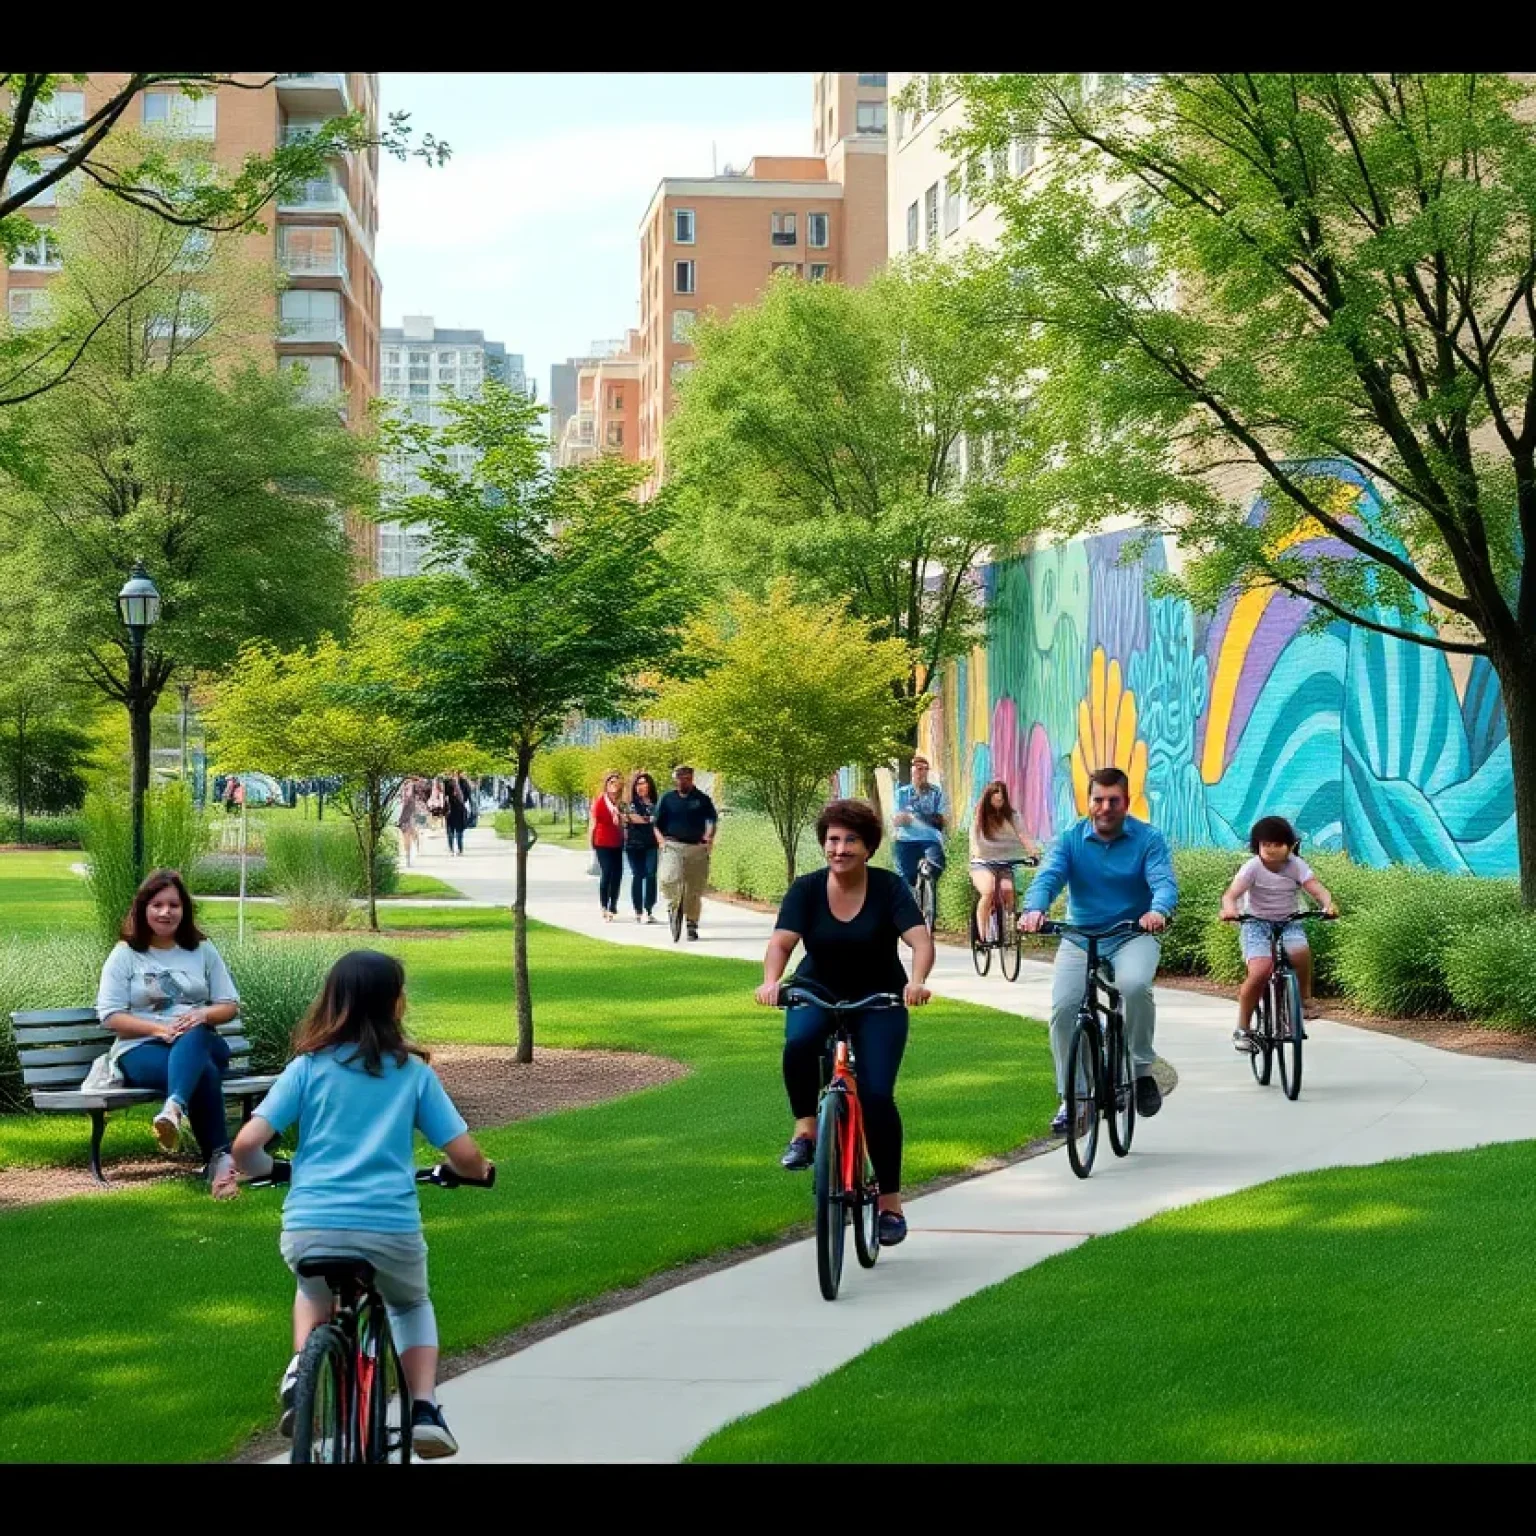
xmin=247 ymin=1159 xmax=497 ymax=1190
xmin=1222 ymin=911 xmax=1337 ymax=926
xmin=1036 ymin=918 xmax=1143 ymax=940
xmin=968 ymin=856 xmax=1039 ymax=868
xmin=775 ymin=976 xmax=904 ymax=1012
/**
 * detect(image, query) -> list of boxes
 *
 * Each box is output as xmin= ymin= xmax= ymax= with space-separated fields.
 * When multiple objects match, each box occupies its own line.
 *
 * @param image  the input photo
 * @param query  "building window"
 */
xmin=671 ymin=309 xmax=695 ymax=342
xmin=174 ymin=227 xmax=214 ymax=271
xmin=606 ymin=421 xmax=624 ymax=448
xmin=807 ymin=211 xmax=830 ymax=249
xmin=895 ymin=107 xmax=906 ymax=144
xmin=771 ymin=211 xmax=797 ymax=246
xmin=772 ymin=262 xmax=801 ymax=278
xmin=5 ymin=163 xmax=61 ymax=207
xmin=674 ymin=259 xmax=695 ymax=294
xmin=607 ymin=385 xmax=624 ymax=411
xmin=10 ymin=230 xmax=61 ymax=270
xmin=6 ymin=289 xmax=51 ymax=328
xmin=808 ymin=263 xmax=830 ymax=283
xmin=148 ymin=292 xmax=213 ymax=342
xmin=942 ymin=174 xmax=963 ymax=235
xmin=142 ymin=89 xmax=217 ymax=136
xmin=856 ymin=102 xmax=887 ymax=136
xmin=31 ymin=90 xmax=85 ymax=131
xmin=674 ymin=207 xmax=695 ymax=244
xmin=906 ymin=201 xmax=919 ymax=252
xmin=1014 ymin=135 xmax=1036 ymax=175
xmin=857 ymin=73 xmax=887 ymax=88
xmin=280 ymin=287 xmax=342 ymax=342
xmin=670 ymin=361 xmax=694 ymax=386
xmin=924 ymin=183 xmax=939 ymax=251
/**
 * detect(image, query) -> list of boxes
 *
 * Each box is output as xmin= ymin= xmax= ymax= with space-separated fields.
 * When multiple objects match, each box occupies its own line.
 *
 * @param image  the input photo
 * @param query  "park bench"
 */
xmin=10 ymin=1009 xmax=277 ymax=1184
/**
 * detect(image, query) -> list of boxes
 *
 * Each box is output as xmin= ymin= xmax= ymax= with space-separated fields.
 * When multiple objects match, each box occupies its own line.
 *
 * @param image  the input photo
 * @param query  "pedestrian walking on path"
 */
xmin=1019 ymin=765 xmax=1178 ymax=1136
xmin=655 ymin=764 xmax=717 ymax=941
xmin=590 ymin=771 xmax=626 ymax=921
xmin=445 ymin=777 xmax=470 ymax=857
xmin=624 ymin=771 xmax=661 ymax=923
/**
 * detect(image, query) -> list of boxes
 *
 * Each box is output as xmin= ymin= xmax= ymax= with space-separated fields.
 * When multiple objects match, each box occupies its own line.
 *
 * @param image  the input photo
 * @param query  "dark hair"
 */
xmin=975 ymin=779 xmax=1017 ymax=839
xmin=816 ymin=797 xmax=883 ymax=854
xmin=1087 ymin=766 xmax=1131 ymax=796
xmin=1250 ymin=815 xmax=1301 ymax=854
xmin=122 ymin=869 xmax=206 ymax=952
xmin=673 ymin=764 xmax=694 ymax=777
xmin=291 ymin=950 xmax=429 ymax=1075
xmin=629 ymin=771 xmax=658 ymax=804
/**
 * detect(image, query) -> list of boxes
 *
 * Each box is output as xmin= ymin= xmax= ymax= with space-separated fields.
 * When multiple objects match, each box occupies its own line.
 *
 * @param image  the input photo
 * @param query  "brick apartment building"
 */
xmin=636 ymin=71 xmax=889 ymax=488
xmin=555 ymin=331 xmax=642 ymax=467
xmin=1 ymin=73 xmax=383 ymax=565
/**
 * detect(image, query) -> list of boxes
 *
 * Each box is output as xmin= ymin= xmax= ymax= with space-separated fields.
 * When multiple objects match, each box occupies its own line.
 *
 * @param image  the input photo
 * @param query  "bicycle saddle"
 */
xmin=296 ymin=1255 xmax=376 ymax=1290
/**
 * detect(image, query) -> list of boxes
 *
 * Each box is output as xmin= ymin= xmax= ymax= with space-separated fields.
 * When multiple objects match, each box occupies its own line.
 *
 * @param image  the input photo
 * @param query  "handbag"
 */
xmin=587 ymin=854 xmax=601 ymax=878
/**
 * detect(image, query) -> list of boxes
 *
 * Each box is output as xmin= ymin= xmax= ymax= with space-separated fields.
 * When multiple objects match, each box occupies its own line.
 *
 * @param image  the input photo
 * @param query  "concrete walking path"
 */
xmin=357 ymin=826 xmax=1536 ymax=1462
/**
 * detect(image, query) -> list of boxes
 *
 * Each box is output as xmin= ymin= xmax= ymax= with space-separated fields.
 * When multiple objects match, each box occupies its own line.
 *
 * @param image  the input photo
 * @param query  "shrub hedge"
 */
xmin=0 ymin=811 xmax=84 ymax=847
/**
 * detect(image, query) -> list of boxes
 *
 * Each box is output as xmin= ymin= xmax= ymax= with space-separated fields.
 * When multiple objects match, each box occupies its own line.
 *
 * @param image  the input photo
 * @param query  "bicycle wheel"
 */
xmin=1065 ymin=1020 xmax=1101 ymax=1179
xmin=1106 ymin=1014 xmax=1135 ymax=1157
xmin=669 ymin=901 xmax=684 ymax=943
xmin=917 ymin=873 xmax=936 ymax=934
xmin=1276 ymin=971 xmax=1304 ymax=1100
xmin=362 ymin=1304 xmax=411 ymax=1465
xmin=969 ymin=903 xmax=991 ymax=977
xmin=999 ymin=910 xmax=1022 ymax=982
xmin=1250 ymin=988 xmax=1274 ymax=1086
xmin=851 ymin=1113 xmax=881 ymax=1271
xmin=290 ymin=1325 xmax=351 ymax=1465
xmin=814 ymin=1090 xmax=848 ymax=1300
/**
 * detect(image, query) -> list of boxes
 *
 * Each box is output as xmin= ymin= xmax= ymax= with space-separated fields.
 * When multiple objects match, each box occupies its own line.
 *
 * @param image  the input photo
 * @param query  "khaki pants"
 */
xmin=659 ymin=840 xmax=711 ymax=924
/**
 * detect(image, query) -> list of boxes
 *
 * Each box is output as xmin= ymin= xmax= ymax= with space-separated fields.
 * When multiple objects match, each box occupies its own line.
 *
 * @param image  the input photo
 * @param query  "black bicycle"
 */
xmin=775 ymin=975 xmax=902 ymax=1302
xmin=251 ymin=1159 xmax=496 ymax=1464
xmin=1226 ymin=911 xmax=1334 ymax=1101
xmin=968 ymin=857 xmax=1037 ymax=981
xmin=1041 ymin=919 xmax=1141 ymax=1178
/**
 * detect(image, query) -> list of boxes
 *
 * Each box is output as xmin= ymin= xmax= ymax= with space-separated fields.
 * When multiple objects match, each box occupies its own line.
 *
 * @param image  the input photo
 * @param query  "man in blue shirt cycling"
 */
xmin=891 ymin=754 xmax=947 ymax=894
xmin=1019 ymin=765 xmax=1178 ymax=1136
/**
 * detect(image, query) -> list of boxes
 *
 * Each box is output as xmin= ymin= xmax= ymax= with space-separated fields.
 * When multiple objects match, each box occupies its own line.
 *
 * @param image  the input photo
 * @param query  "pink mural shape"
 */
xmin=1022 ymin=723 xmax=1055 ymax=841
xmin=990 ymin=696 xmax=1024 ymax=820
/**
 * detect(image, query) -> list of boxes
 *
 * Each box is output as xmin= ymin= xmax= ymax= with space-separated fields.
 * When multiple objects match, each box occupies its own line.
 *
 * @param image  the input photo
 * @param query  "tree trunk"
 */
xmin=512 ymin=742 xmax=535 ymax=1064
xmin=364 ymin=785 xmax=380 ymax=933
xmin=1499 ymin=651 xmax=1536 ymax=909
xmin=15 ymin=702 xmax=26 ymax=842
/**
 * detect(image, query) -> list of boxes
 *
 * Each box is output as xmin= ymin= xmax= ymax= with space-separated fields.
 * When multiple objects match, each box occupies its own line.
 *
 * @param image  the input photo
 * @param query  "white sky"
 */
xmin=376 ymin=72 xmax=811 ymax=402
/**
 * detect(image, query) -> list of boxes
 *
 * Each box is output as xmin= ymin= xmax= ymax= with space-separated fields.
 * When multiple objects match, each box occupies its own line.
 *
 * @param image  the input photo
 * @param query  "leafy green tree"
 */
xmin=530 ymin=743 xmax=591 ymax=835
xmin=666 ymin=255 xmax=1043 ymax=776
xmin=0 ymin=180 xmax=371 ymax=846
xmin=659 ymin=581 xmax=920 ymax=888
xmin=1 ymin=72 xmax=446 ymax=407
xmin=203 ymin=602 xmax=445 ymax=931
xmin=379 ymin=385 xmax=695 ymax=1061
xmin=944 ymin=71 xmax=1536 ymax=903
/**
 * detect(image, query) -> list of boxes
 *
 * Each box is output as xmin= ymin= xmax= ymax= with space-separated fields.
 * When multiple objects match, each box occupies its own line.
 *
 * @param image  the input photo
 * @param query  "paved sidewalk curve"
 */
xmin=308 ymin=825 xmax=1536 ymax=1463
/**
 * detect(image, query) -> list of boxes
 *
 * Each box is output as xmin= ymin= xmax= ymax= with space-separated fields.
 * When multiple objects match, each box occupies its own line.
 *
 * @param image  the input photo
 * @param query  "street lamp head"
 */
xmin=117 ymin=561 xmax=162 ymax=632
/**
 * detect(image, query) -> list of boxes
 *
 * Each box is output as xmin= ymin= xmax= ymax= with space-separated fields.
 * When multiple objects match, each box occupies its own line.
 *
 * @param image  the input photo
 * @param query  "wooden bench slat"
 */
xmin=30 ymin=1073 xmax=275 ymax=1112
xmin=17 ymin=1038 xmax=255 ymax=1069
xmin=9 ymin=1008 xmax=100 ymax=1026
xmin=11 ymin=1024 xmax=112 ymax=1045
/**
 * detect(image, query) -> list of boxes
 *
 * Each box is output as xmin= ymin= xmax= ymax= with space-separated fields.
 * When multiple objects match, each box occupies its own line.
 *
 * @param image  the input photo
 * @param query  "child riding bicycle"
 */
xmin=1219 ymin=815 xmax=1338 ymax=1052
xmin=232 ymin=950 xmax=493 ymax=1460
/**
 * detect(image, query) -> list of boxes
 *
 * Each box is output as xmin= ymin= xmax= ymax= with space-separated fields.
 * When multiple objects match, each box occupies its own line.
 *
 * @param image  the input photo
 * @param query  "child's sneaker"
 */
xmin=277 ymin=1353 xmax=301 ymax=1438
xmin=1232 ymin=1028 xmax=1258 ymax=1054
xmin=411 ymin=1400 xmax=460 ymax=1459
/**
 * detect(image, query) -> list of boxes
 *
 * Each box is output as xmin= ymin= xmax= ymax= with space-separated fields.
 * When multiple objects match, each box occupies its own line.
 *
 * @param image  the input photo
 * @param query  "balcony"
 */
xmin=280 ymin=178 xmax=350 ymax=216
xmin=276 ymin=74 xmax=352 ymax=117
xmin=279 ymin=316 xmax=347 ymax=346
xmin=280 ymin=234 xmax=349 ymax=284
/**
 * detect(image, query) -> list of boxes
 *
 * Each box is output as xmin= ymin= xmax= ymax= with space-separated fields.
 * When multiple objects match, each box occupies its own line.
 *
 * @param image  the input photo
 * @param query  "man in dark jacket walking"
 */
xmin=654 ymin=765 xmax=718 ymax=941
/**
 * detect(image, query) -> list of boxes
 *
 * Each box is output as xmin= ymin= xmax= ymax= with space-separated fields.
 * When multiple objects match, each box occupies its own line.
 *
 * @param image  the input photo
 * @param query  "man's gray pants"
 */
xmin=1049 ymin=933 xmax=1161 ymax=1095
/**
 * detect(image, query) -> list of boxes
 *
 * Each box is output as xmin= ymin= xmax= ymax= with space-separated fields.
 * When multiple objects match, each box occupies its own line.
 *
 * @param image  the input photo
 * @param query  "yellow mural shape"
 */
xmin=1071 ymin=648 xmax=1151 ymax=820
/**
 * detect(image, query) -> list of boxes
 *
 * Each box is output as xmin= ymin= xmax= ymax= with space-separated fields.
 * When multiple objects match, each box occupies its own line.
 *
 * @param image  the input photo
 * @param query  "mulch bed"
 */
xmin=0 ymin=1045 xmax=689 ymax=1213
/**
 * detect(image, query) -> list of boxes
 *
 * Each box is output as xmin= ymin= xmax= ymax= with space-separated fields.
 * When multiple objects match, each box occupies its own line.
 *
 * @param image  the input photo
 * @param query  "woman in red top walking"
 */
xmin=589 ymin=770 xmax=626 ymax=921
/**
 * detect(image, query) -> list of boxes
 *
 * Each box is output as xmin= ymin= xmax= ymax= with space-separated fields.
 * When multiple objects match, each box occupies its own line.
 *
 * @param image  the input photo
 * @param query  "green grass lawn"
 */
xmin=691 ymin=1142 xmax=1536 ymax=1463
xmin=0 ymin=855 xmax=1056 ymax=1463
xmin=390 ymin=872 xmax=463 ymax=899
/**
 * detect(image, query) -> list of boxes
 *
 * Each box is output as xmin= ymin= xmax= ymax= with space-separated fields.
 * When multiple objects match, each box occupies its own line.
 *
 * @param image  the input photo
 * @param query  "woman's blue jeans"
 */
xmin=783 ymin=1003 xmax=910 ymax=1193
xmin=626 ymin=844 xmax=658 ymax=914
xmin=118 ymin=1028 xmax=233 ymax=1160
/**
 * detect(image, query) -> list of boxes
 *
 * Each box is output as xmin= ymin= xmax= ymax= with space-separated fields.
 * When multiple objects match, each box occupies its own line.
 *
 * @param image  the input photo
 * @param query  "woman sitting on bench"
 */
xmin=95 ymin=869 xmax=243 ymax=1199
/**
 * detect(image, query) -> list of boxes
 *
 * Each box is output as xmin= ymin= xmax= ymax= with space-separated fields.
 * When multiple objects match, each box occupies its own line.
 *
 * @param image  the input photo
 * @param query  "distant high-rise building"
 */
xmin=637 ymin=72 xmax=888 ymax=490
xmin=555 ymin=331 xmax=641 ymax=467
xmin=1 ymin=72 xmax=384 ymax=566
xmin=377 ymin=315 xmax=521 ymax=577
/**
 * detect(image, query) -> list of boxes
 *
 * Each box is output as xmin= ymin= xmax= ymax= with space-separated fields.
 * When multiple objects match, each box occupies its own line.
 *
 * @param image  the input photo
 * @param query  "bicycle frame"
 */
xmin=969 ymin=857 xmax=1035 ymax=944
xmin=822 ymin=1028 xmax=867 ymax=1203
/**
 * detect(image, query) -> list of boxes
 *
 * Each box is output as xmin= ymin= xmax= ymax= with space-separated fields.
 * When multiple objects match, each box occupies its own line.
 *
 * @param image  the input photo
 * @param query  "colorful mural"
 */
xmin=918 ymin=462 xmax=1519 ymax=877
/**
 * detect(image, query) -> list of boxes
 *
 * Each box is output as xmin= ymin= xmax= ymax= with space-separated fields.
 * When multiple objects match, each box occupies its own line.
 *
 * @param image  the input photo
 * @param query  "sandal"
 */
xmin=208 ymin=1150 xmax=240 ymax=1201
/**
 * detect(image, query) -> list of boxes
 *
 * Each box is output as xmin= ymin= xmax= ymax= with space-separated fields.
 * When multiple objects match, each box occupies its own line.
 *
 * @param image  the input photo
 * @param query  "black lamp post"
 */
xmin=117 ymin=561 xmax=162 ymax=880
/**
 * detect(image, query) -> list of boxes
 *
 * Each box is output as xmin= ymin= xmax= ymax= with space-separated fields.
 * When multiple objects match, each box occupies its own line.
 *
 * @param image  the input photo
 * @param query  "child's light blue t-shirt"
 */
xmin=255 ymin=1047 xmax=468 ymax=1234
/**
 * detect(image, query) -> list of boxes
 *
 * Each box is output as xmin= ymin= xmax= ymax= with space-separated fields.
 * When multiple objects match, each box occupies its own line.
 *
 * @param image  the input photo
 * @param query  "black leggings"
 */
xmin=783 ymin=1004 xmax=910 ymax=1193
xmin=595 ymin=846 xmax=624 ymax=912
xmin=626 ymin=844 xmax=658 ymax=913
